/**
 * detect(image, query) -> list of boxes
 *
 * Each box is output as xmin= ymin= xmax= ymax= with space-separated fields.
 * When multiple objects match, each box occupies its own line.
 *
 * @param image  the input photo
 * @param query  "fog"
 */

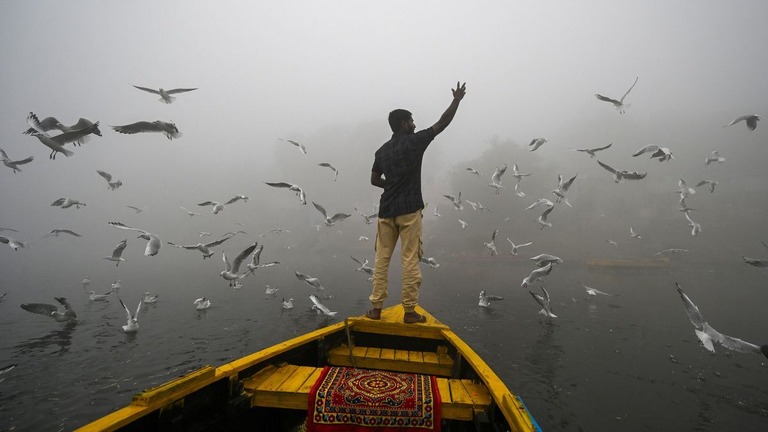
xmin=1 ymin=1 xmax=768 ymax=307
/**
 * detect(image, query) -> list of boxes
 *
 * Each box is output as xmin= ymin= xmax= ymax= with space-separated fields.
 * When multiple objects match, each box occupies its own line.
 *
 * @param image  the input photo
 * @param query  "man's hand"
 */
xmin=452 ymin=81 xmax=467 ymax=100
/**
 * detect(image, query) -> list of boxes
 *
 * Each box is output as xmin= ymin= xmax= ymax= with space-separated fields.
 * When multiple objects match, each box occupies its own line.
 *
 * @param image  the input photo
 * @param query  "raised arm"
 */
xmin=431 ymin=82 xmax=467 ymax=136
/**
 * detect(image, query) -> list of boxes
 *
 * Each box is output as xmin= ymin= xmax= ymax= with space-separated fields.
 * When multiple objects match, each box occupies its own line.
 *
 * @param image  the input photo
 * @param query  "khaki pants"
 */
xmin=370 ymin=210 xmax=423 ymax=312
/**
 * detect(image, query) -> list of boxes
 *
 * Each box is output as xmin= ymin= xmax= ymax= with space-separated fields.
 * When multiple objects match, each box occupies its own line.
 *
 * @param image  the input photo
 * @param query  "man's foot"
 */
xmin=365 ymin=309 xmax=381 ymax=320
xmin=403 ymin=311 xmax=426 ymax=324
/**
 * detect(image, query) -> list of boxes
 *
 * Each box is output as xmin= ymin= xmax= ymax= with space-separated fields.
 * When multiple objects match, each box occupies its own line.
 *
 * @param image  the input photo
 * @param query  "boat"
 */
xmin=77 ymin=306 xmax=542 ymax=432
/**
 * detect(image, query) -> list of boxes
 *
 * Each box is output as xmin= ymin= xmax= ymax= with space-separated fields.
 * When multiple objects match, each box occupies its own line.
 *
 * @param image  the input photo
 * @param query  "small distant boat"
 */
xmin=76 ymin=306 xmax=542 ymax=431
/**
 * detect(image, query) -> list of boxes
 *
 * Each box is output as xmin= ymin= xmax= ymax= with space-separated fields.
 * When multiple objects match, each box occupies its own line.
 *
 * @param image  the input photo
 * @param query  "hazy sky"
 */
xmin=1 ymin=1 xmax=767 ymax=289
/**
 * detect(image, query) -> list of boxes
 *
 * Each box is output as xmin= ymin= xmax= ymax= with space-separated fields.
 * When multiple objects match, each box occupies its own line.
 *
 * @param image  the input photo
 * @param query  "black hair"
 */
xmin=388 ymin=109 xmax=412 ymax=133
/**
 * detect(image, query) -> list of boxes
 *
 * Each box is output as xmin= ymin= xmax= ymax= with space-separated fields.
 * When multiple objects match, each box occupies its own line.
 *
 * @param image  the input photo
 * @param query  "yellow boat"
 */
xmin=77 ymin=306 xmax=542 ymax=432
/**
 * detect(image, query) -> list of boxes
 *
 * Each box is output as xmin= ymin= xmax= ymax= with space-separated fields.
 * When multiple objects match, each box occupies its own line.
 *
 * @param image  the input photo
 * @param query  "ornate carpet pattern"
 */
xmin=307 ymin=366 xmax=440 ymax=432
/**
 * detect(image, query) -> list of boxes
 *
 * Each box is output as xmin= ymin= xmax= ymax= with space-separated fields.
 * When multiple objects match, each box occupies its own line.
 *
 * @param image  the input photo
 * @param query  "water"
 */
xmin=0 ymin=249 xmax=766 ymax=432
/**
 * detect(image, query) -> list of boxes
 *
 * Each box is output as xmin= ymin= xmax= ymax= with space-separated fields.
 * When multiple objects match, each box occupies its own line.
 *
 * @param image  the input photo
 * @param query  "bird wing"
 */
xmin=111 ymin=240 xmax=128 ymax=258
xmin=119 ymin=298 xmax=132 ymax=320
xmin=632 ymin=145 xmax=659 ymax=157
xmin=674 ymin=283 xmax=706 ymax=330
xmin=619 ymin=76 xmax=639 ymax=103
xmin=594 ymin=142 xmax=613 ymax=152
xmin=0 ymin=148 xmax=8 ymax=161
xmin=231 ymin=243 xmax=258 ymax=273
xmin=595 ymin=94 xmax=621 ymax=105
xmin=205 ymin=235 xmax=234 ymax=248
xmin=309 ymin=295 xmax=333 ymax=315
xmin=562 ymin=174 xmax=578 ymax=191
xmin=166 ymin=88 xmax=198 ymax=94
xmin=350 ymin=256 xmax=363 ymax=266
xmin=312 ymin=202 xmax=327 ymax=218
xmin=329 ymin=213 xmax=351 ymax=223
xmin=265 ymin=182 xmax=293 ymax=189
xmin=132 ymin=85 xmax=160 ymax=95
xmin=167 ymin=242 xmax=198 ymax=250
xmin=97 ymin=170 xmax=112 ymax=182
xmin=108 ymin=221 xmax=145 ymax=234
xmin=596 ymin=160 xmax=618 ymax=174
xmin=709 ymin=325 xmax=762 ymax=354
xmin=59 ymin=229 xmax=81 ymax=237
xmin=491 ymin=164 xmax=507 ymax=183
xmin=112 ymin=121 xmax=161 ymax=134
xmin=491 ymin=229 xmax=498 ymax=242
xmin=540 ymin=205 xmax=554 ymax=221
xmin=50 ymin=122 xmax=99 ymax=144
xmin=20 ymin=302 xmax=59 ymax=317
xmin=743 ymin=256 xmax=768 ymax=267
xmin=135 ymin=300 xmax=143 ymax=320
xmin=295 ymin=271 xmax=309 ymax=282
xmin=486 ymin=295 xmax=504 ymax=301
xmin=695 ymin=180 xmax=710 ymax=187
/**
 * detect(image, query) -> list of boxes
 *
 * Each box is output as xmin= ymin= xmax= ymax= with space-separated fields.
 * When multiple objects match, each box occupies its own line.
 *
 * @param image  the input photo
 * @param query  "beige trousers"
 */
xmin=370 ymin=210 xmax=423 ymax=312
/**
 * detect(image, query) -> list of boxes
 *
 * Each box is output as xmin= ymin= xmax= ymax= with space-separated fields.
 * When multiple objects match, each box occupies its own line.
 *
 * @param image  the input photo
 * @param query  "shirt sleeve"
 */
xmin=409 ymin=128 xmax=436 ymax=151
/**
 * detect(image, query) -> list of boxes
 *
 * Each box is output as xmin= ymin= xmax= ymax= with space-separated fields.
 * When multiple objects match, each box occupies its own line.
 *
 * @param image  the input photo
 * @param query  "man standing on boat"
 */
xmin=366 ymin=81 xmax=467 ymax=324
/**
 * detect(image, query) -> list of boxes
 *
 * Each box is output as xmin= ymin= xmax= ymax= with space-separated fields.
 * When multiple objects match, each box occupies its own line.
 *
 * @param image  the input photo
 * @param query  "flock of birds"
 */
xmin=0 ymin=78 xmax=766 ymax=366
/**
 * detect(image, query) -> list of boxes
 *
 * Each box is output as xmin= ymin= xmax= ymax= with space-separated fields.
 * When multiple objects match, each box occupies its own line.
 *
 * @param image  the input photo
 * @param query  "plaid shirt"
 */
xmin=372 ymin=128 xmax=436 ymax=218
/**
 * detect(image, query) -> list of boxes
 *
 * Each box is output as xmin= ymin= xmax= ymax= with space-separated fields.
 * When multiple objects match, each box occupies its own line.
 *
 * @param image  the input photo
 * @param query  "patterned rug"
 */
xmin=307 ymin=366 xmax=440 ymax=432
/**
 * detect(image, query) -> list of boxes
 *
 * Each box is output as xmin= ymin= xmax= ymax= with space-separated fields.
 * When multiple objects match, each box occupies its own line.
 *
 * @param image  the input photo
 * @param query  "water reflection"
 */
xmin=14 ymin=324 xmax=76 ymax=355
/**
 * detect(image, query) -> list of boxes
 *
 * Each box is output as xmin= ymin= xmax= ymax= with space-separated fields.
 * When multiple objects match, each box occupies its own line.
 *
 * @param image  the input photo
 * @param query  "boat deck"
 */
xmin=243 ymin=363 xmax=492 ymax=421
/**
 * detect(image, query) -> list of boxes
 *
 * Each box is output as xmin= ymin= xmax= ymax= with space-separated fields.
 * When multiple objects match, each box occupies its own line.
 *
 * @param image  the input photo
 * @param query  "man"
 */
xmin=367 ymin=82 xmax=467 ymax=323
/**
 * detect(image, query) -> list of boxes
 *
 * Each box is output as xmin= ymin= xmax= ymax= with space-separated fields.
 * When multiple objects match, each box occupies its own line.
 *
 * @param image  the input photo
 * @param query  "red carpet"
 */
xmin=307 ymin=366 xmax=440 ymax=432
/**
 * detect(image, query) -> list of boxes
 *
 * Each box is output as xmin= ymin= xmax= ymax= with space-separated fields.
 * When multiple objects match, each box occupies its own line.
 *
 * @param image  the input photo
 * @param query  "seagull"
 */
xmin=743 ymin=256 xmax=768 ymax=268
xmin=489 ymin=164 xmax=507 ymax=194
xmin=225 ymin=195 xmax=249 ymax=205
xmin=432 ymin=205 xmax=441 ymax=218
xmin=606 ymin=240 xmax=619 ymax=247
xmin=118 ymin=298 xmax=142 ymax=333
xmin=579 ymin=282 xmax=615 ymax=296
xmin=530 ymin=287 xmax=557 ymax=318
xmin=0 ymin=148 xmax=33 ymax=173
xmin=569 ymin=143 xmax=612 ymax=158
xmin=26 ymin=113 xmax=100 ymax=158
xmin=510 ymin=164 xmax=532 ymax=182
xmin=44 ymin=229 xmax=82 ymax=238
xmin=596 ymin=160 xmax=647 ymax=183
xmin=705 ymin=151 xmax=725 ymax=166
xmin=310 ymin=294 xmax=337 ymax=317
xmin=358 ymin=236 xmax=369 ymax=241
xmin=595 ymin=76 xmax=638 ymax=114
xmin=695 ymin=180 xmax=718 ymax=194
xmin=23 ymin=116 xmax=102 ymax=141
xmin=197 ymin=200 xmax=225 ymax=214
xmin=525 ymin=198 xmax=554 ymax=211
xmin=684 ymin=213 xmax=702 ymax=236
xmin=420 ymin=256 xmax=440 ymax=269
xmin=551 ymin=174 xmax=577 ymax=207
xmin=507 ymin=238 xmax=533 ymax=256
xmin=354 ymin=206 xmax=378 ymax=224
xmin=265 ymin=182 xmax=307 ymax=205
xmin=317 ymin=163 xmax=339 ymax=181
xmin=529 ymin=137 xmax=548 ymax=152
xmin=312 ymin=202 xmax=351 ymax=227
xmin=265 ymin=285 xmax=279 ymax=295
xmin=221 ymin=243 xmax=258 ymax=286
xmin=131 ymin=85 xmax=197 ymax=104
xmin=458 ymin=218 xmax=469 ymax=229
xmin=82 ymin=276 xmax=91 ymax=290
xmin=674 ymin=283 xmax=768 ymax=358
xmin=514 ymin=182 xmax=526 ymax=198
xmin=0 ymin=227 xmax=19 ymax=233
xmin=111 ymin=280 xmax=122 ymax=293
xmin=108 ymin=222 xmax=161 ymax=256
xmin=536 ymin=205 xmax=554 ymax=230
xmin=104 ymin=239 xmax=128 ymax=266
xmin=350 ymin=256 xmax=374 ymax=276
xmin=654 ymin=248 xmax=689 ymax=256
xmin=167 ymin=234 xmax=233 ymax=259
xmin=465 ymin=200 xmax=480 ymax=211
xmin=246 ymin=244 xmax=280 ymax=273
xmin=279 ymin=138 xmax=307 ymax=154
xmin=521 ymin=263 xmax=553 ymax=288
xmin=531 ymin=254 xmax=562 ymax=267
xmin=630 ymin=227 xmax=642 ymax=239
xmin=723 ymin=114 xmax=760 ymax=131
xmin=194 ymin=297 xmax=211 ymax=310
xmin=96 ymin=170 xmax=123 ymax=191
xmin=678 ymin=196 xmax=697 ymax=214
xmin=180 ymin=207 xmax=202 ymax=217
xmin=295 ymin=271 xmax=326 ymax=293
xmin=478 ymin=290 xmax=504 ymax=307
xmin=126 ymin=206 xmax=145 ymax=213
xmin=483 ymin=229 xmax=498 ymax=256
xmin=443 ymin=193 xmax=463 ymax=211
xmin=51 ymin=198 xmax=86 ymax=209
xmin=282 ymin=297 xmax=294 ymax=309
xmin=142 ymin=292 xmax=159 ymax=303
xmin=466 ymin=167 xmax=481 ymax=176
xmin=111 ymin=121 xmax=181 ymax=140
xmin=0 ymin=235 xmax=27 ymax=251
xmin=632 ymin=145 xmax=674 ymax=162
xmin=20 ymin=297 xmax=77 ymax=323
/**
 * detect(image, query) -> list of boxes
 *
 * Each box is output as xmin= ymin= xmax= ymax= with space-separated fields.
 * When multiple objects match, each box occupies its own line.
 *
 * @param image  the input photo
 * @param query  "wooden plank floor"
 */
xmin=328 ymin=345 xmax=453 ymax=377
xmin=242 ymin=365 xmax=491 ymax=421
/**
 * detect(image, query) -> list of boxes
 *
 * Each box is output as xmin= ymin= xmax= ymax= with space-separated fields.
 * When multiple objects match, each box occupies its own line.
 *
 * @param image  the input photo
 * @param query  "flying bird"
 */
xmin=118 ymin=298 xmax=142 ymax=333
xmin=595 ymin=76 xmax=638 ymax=114
xmin=506 ymin=238 xmax=533 ymax=256
xmin=97 ymin=170 xmax=123 ymax=191
xmin=26 ymin=112 xmax=100 ymax=158
xmin=310 ymin=294 xmax=337 ymax=317
xmin=596 ymin=160 xmax=647 ymax=183
xmin=510 ymin=164 xmax=532 ymax=182
xmin=684 ymin=213 xmax=702 ymax=236
xmin=198 ymin=200 xmax=225 ymax=214
xmin=295 ymin=271 xmax=326 ymax=293
xmin=531 ymin=254 xmax=563 ymax=267
xmin=51 ymin=198 xmax=86 ymax=209
xmin=528 ymin=137 xmax=548 ymax=152
xmin=551 ymin=174 xmax=577 ymax=207
xmin=180 ymin=207 xmax=202 ymax=217
xmin=521 ymin=263 xmax=553 ymax=288
xmin=443 ymin=192 xmax=463 ymax=211
xmin=536 ymin=205 xmax=554 ymax=230
xmin=167 ymin=234 xmax=234 ymax=259
xmin=220 ymin=243 xmax=258 ymax=286
xmin=483 ymin=229 xmax=498 ymax=256
xmin=705 ymin=151 xmax=725 ymax=166
xmin=126 ymin=206 xmax=145 ymax=213
xmin=111 ymin=121 xmax=181 ymax=140
xmin=478 ymin=290 xmax=504 ymax=308
xmin=142 ymin=292 xmax=159 ymax=303
xmin=674 ymin=283 xmax=768 ymax=358
xmin=630 ymin=227 xmax=642 ymax=239
xmin=354 ymin=206 xmax=378 ymax=225
xmin=317 ymin=163 xmax=339 ymax=181
xmin=265 ymin=182 xmax=307 ymax=205
xmin=131 ymin=85 xmax=197 ymax=104
xmin=246 ymin=244 xmax=280 ymax=273
xmin=0 ymin=235 xmax=27 ymax=251
xmin=104 ymin=239 xmax=128 ymax=266
xmin=350 ymin=256 xmax=374 ymax=276
xmin=465 ymin=167 xmax=481 ymax=176
xmin=225 ymin=195 xmax=249 ymax=205
xmin=108 ymin=222 xmax=162 ymax=256
xmin=279 ymin=138 xmax=307 ymax=154
xmin=0 ymin=148 xmax=33 ymax=173
xmin=420 ymin=256 xmax=440 ymax=269
xmin=579 ymin=282 xmax=615 ymax=296
xmin=743 ymin=256 xmax=768 ymax=268
xmin=23 ymin=116 xmax=102 ymax=141
xmin=632 ymin=145 xmax=674 ymax=162
xmin=723 ymin=114 xmax=760 ymax=131
xmin=312 ymin=202 xmax=351 ymax=227
xmin=695 ymin=180 xmax=718 ymax=194
xmin=44 ymin=229 xmax=82 ymax=238
xmin=530 ymin=287 xmax=557 ymax=318
xmin=488 ymin=164 xmax=507 ymax=194
xmin=458 ymin=218 xmax=469 ymax=229
xmin=20 ymin=297 xmax=77 ymax=323
xmin=569 ymin=143 xmax=612 ymax=158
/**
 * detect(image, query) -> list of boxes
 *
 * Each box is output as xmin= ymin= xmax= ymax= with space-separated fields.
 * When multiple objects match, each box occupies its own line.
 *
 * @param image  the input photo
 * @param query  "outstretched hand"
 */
xmin=452 ymin=81 xmax=467 ymax=100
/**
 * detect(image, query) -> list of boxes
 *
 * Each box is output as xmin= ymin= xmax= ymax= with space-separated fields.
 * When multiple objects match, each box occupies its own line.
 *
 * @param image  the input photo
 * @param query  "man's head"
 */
xmin=388 ymin=109 xmax=415 ymax=134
